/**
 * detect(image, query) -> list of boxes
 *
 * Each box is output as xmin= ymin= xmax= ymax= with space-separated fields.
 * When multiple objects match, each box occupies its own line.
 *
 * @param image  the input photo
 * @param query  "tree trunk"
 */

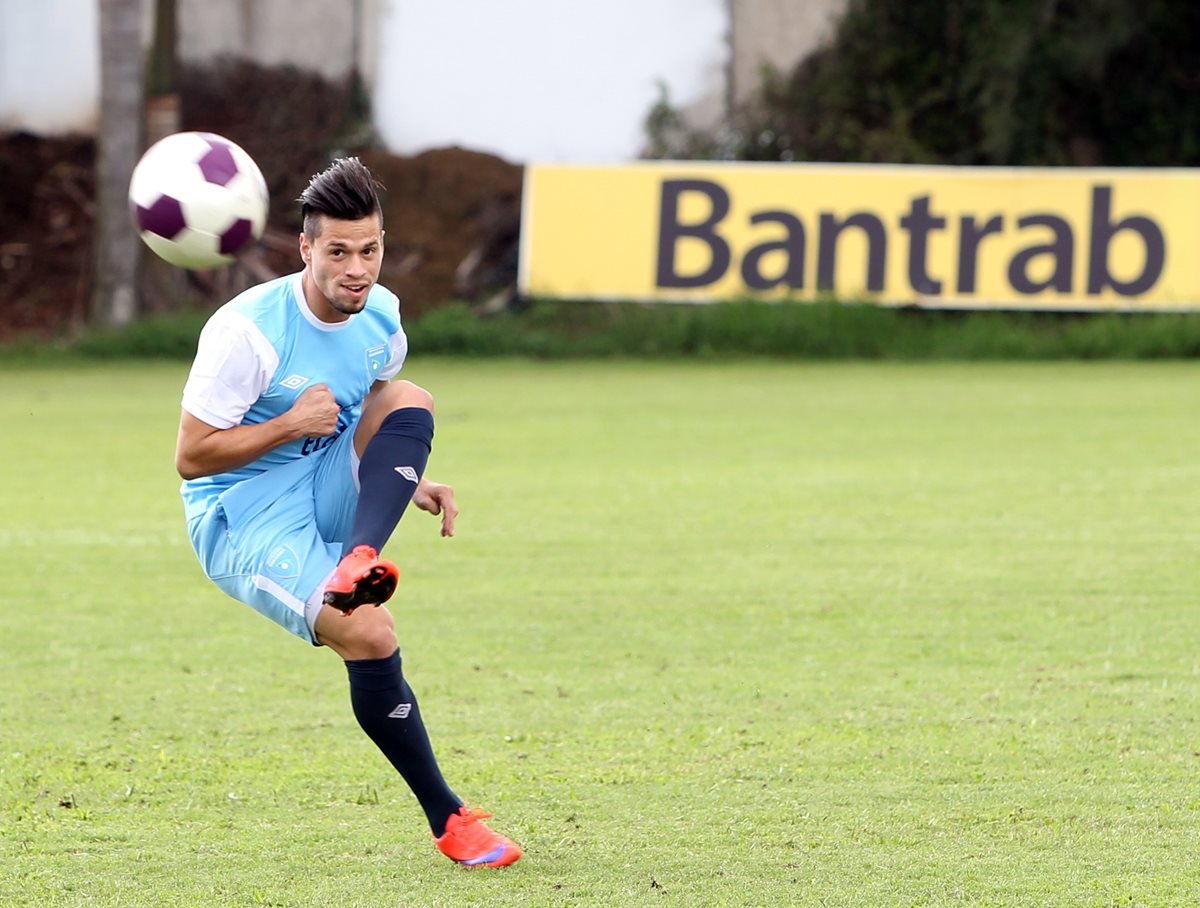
xmin=146 ymin=0 xmax=180 ymax=144
xmin=92 ymin=0 xmax=144 ymax=329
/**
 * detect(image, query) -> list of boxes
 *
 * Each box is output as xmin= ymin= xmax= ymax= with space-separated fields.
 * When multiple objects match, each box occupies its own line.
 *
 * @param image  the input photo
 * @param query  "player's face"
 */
xmin=299 ymin=214 xmax=385 ymax=322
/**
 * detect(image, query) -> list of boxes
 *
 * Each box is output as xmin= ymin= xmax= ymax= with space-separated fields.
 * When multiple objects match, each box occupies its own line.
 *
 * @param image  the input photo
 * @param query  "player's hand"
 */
xmin=412 ymin=479 xmax=458 ymax=537
xmin=288 ymin=383 xmax=341 ymax=437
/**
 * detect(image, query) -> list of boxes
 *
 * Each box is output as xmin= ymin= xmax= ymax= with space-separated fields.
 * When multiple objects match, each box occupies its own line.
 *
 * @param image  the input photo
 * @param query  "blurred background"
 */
xmin=0 ymin=0 xmax=1197 ymax=342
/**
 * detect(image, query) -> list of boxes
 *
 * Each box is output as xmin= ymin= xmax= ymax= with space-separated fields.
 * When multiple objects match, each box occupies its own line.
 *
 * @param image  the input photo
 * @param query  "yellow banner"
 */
xmin=519 ymin=163 xmax=1200 ymax=310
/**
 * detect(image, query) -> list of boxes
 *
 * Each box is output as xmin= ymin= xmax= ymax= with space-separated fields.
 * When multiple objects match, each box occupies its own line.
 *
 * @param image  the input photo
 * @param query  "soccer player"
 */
xmin=174 ymin=157 xmax=521 ymax=868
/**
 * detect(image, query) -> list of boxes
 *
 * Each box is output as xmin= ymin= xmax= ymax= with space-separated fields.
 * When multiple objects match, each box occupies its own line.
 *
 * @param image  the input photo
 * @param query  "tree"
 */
xmin=93 ymin=0 xmax=144 ymax=328
xmin=646 ymin=0 xmax=1200 ymax=167
xmin=145 ymin=0 xmax=180 ymax=143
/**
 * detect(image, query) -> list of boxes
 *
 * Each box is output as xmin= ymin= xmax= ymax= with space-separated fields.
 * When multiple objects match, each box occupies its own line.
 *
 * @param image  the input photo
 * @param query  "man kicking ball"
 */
xmin=174 ymin=156 xmax=520 ymax=868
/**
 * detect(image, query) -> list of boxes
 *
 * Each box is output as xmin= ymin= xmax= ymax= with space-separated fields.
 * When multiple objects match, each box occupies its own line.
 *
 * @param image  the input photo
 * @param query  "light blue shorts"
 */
xmin=186 ymin=424 xmax=361 ymax=644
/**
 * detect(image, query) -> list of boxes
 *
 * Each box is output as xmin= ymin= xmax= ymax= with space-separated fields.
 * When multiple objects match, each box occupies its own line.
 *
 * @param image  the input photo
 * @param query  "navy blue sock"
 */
xmin=345 ymin=649 xmax=461 ymax=836
xmin=349 ymin=407 xmax=434 ymax=554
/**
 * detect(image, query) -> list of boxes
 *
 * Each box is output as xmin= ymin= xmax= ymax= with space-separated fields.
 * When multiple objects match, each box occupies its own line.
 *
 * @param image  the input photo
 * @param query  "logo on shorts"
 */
xmin=265 ymin=544 xmax=300 ymax=579
xmin=280 ymin=373 xmax=309 ymax=390
xmin=388 ymin=703 xmax=412 ymax=719
xmin=394 ymin=466 xmax=419 ymax=483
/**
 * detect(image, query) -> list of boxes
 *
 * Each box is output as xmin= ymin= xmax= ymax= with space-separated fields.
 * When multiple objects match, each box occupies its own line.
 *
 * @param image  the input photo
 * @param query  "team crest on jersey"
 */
xmin=366 ymin=343 xmax=388 ymax=378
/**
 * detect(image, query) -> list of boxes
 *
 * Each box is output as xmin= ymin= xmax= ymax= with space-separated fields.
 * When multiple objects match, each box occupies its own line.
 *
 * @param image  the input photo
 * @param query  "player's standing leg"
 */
xmin=315 ymin=606 xmax=520 ymax=866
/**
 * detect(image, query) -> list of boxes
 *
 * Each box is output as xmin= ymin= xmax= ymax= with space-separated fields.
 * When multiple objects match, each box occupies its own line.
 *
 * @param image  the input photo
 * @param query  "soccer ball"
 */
xmin=128 ymin=131 xmax=269 ymax=270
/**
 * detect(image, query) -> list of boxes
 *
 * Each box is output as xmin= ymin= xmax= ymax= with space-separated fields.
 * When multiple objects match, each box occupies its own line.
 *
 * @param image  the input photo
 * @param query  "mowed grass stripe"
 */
xmin=0 ymin=360 xmax=1196 ymax=907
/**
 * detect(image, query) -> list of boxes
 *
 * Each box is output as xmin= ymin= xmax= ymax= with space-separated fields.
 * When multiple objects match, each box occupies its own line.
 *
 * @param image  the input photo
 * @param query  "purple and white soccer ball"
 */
xmin=129 ymin=131 xmax=269 ymax=270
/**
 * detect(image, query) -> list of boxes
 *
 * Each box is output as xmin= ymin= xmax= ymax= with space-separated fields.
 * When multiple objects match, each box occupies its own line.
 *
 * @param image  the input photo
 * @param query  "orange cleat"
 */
xmin=322 ymin=545 xmax=399 ymax=614
xmin=434 ymin=806 xmax=522 ymax=868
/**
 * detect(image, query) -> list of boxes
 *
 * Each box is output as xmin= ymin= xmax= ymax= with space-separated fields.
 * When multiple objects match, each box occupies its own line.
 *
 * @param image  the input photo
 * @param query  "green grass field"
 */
xmin=1 ymin=359 xmax=1197 ymax=907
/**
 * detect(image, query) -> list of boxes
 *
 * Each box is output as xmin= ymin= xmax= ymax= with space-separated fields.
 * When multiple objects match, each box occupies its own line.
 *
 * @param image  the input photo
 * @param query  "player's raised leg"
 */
xmin=323 ymin=380 xmax=435 ymax=612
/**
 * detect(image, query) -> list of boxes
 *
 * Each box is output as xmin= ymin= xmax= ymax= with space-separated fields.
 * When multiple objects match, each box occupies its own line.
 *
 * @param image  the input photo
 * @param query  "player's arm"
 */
xmin=175 ymin=410 xmax=293 ymax=480
xmin=176 ymin=383 xmax=341 ymax=480
xmin=176 ymin=306 xmax=344 ymax=480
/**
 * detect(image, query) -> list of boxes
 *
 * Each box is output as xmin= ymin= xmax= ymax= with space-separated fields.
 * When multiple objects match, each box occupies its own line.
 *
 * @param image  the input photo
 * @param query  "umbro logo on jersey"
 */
xmin=388 ymin=703 xmax=412 ymax=719
xmin=394 ymin=466 xmax=419 ymax=482
xmin=280 ymin=373 xmax=309 ymax=389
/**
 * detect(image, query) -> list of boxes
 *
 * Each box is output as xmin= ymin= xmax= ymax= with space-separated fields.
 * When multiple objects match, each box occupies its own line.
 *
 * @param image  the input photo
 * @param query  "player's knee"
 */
xmin=350 ymin=609 xmax=398 ymax=658
xmin=320 ymin=605 xmax=398 ymax=660
xmin=377 ymin=380 xmax=433 ymax=415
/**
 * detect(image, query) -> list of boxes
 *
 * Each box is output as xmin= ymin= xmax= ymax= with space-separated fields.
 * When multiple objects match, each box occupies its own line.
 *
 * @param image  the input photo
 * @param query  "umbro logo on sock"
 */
xmin=388 ymin=703 xmax=413 ymax=719
xmin=393 ymin=466 xmax=419 ymax=482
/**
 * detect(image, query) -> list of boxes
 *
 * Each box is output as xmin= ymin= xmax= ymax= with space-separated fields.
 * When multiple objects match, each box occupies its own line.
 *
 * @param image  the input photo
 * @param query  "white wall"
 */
xmin=0 ymin=0 xmax=737 ymax=163
xmin=0 ymin=0 xmax=99 ymax=133
xmin=0 ymin=0 xmax=371 ymax=137
xmin=731 ymin=0 xmax=844 ymax=103
xmin=372 ymin=0 xmax=729 ymax=163
xmin=177 ymin=0 xmax=375 ymax=83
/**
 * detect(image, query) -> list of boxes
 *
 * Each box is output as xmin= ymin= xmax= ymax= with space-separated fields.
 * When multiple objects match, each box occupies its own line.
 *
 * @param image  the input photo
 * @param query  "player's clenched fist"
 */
xmin=288 ymin=383 xmax=341 ymax=437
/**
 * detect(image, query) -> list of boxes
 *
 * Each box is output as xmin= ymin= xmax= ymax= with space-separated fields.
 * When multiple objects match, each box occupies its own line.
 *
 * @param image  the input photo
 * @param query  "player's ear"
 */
xmin=298 ymin=231 xmax=311 ymax=265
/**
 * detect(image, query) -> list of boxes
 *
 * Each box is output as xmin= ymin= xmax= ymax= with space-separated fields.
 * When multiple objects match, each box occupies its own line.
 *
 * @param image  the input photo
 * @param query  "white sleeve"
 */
xmin=377 ymin=324 xmax=409 ymax=382
xmin=376 ymin=290 xmax=408 ymax=382
xmin=181 ymin=308 xmax=279 ymax=428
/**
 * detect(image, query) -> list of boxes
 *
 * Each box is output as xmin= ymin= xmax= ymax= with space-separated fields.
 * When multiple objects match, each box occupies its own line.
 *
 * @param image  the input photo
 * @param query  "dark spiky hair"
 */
xmin=298 ymin=157 xmax=383 ymax=237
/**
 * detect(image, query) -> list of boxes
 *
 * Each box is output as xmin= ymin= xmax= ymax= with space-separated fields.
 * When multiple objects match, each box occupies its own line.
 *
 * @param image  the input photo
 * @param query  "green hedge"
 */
xmin=406 ymin=300 xmax=1200 ymax=360
xmin=4 ymin=299 xmax=1200 ymax=363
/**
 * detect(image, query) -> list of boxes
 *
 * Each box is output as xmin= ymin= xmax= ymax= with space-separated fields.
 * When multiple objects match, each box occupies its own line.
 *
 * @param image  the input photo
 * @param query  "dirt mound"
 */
xmin=0 ymin=132 xmax=96 ymax=338
xmin=365 ymin=146 xmax=522 ymax=319
xmin=0 ymin=61 xmax=522 ymax=341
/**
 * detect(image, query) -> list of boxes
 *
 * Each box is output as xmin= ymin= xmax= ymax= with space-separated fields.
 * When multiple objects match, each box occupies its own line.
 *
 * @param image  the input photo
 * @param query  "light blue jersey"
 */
xmin=179 ymin=271 xmax=407 ymax=642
